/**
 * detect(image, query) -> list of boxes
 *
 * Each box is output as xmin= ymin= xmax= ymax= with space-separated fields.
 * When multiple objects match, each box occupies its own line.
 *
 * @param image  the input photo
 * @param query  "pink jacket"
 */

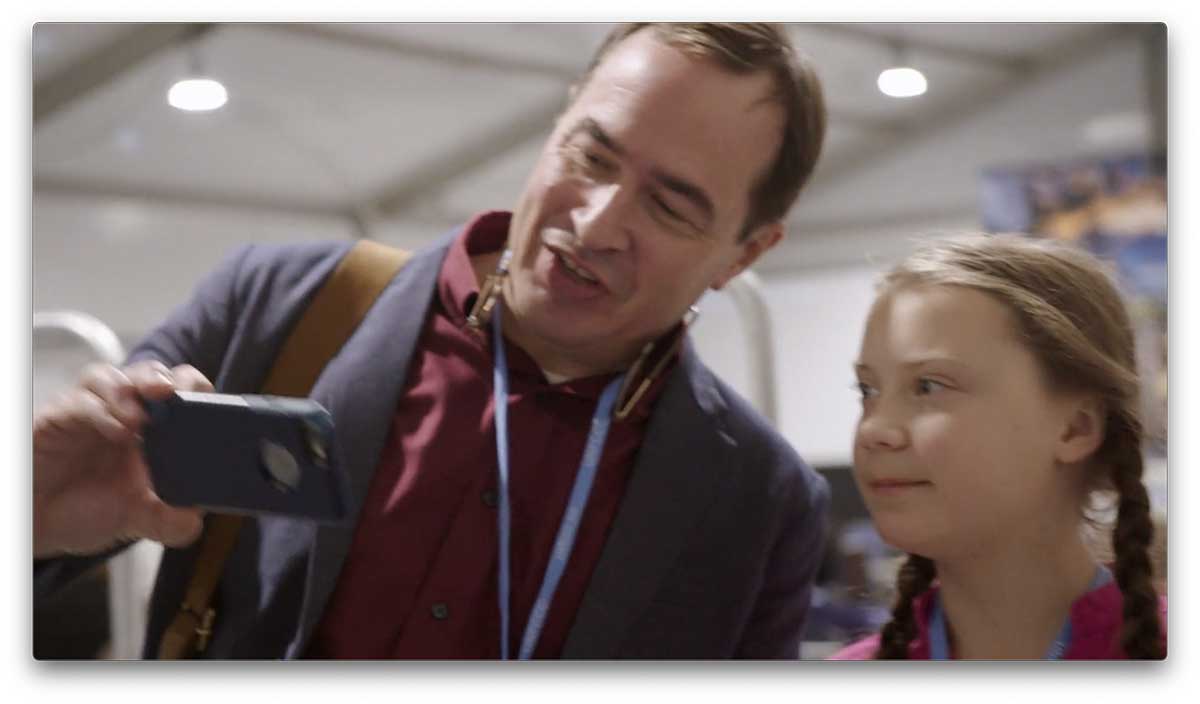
xmin=830 ymin=580 xmax=1167 ymax=660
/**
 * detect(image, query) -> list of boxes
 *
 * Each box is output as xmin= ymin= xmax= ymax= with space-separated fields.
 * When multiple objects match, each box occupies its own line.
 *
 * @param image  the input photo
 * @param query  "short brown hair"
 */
xmin=576 ymin=23 xmax=827 ymax=240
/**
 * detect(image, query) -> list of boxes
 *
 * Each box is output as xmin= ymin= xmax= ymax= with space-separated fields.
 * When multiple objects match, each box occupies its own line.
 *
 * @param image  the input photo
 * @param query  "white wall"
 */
xmin=689 ymin=217 xmax=975 ymax=468
xmin=690 ymin=267 xmax=875 ymax=468
xmin=32 ymin=192 xmax=359 ymax=343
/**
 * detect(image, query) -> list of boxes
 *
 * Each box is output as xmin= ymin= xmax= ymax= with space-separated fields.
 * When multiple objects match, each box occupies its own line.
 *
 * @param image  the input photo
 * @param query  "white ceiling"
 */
xmin=32 ymin=22 xmax=1158 ymax=241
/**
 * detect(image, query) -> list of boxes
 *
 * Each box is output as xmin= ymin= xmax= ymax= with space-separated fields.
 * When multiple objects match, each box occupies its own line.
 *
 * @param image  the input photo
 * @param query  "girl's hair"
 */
xmin=869 ymin=233 xmax=1164 ymax=659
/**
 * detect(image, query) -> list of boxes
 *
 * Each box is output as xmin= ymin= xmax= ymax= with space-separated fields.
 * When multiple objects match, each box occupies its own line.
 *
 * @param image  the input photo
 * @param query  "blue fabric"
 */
xmin=38 ymin=231 xmax=831 ymax=659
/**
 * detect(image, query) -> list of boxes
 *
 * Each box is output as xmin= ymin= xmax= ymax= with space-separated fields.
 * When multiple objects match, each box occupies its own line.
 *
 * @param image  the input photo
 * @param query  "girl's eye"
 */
xmin=855 ymin=381 xmax=878 ymax=400
xmin=916 ymin=378 xmax=947 ymax=395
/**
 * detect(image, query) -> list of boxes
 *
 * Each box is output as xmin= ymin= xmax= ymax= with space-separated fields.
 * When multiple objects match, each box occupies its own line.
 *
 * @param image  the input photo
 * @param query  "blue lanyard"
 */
xmin=928 ymin=565 xmax=1112 ymax=660
xmin=491 ymin=302 xmax=625 ymax=660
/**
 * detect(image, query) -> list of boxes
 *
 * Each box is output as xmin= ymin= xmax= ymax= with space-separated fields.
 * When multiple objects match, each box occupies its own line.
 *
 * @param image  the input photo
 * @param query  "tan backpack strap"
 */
xmin=259 ymin=241 xmax=411 ymax=396
xmin=155 ymin=515 xmax=241 ymax=659
xmin=157 ymin=240 xmax=411 ymax=659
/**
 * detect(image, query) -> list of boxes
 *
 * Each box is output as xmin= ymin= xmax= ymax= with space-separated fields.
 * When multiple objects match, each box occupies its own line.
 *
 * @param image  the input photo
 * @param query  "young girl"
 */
xmin=832 ymin=234 xmax=1166 ymax=660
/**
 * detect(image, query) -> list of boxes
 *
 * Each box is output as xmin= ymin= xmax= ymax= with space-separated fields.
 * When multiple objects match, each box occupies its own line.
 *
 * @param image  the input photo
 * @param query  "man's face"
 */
xmin=501 ymin=31 xmax=786 ymax=372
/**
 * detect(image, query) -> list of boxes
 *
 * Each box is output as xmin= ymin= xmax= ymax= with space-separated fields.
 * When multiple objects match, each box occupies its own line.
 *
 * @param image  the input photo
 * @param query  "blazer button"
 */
xmin=481 ymin=488 xmax=498 ymax=508
xmin=431 ymin=602 xmax=450 ymax=620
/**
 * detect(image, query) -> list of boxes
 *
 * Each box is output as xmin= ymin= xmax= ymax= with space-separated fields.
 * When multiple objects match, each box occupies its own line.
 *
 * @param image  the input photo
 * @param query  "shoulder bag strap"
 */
xmin=156 ymin=240 xmax=411 ymax=659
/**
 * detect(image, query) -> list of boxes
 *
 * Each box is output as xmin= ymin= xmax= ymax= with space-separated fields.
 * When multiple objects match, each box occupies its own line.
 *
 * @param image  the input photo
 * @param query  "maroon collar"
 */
xmin=434 ymin=211 xmax=681 ymax=419
xmin=437 ymin=210 xmax=511 ymax=330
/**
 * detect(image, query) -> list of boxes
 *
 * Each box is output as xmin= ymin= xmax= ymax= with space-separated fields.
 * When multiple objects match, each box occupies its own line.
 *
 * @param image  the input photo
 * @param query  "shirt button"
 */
xmin=481 ymin=488 xmax=498 ymax=508
xmin=431 ymin=603 xmax=450 ymax=620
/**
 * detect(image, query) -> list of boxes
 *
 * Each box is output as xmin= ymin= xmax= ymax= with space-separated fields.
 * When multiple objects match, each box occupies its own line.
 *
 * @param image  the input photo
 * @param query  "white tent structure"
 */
xmin=32 ymin=22 xmax=1166 ymax=659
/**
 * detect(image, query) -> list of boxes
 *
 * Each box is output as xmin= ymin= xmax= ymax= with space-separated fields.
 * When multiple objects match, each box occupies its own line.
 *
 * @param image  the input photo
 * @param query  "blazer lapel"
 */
xmin=562 ymin=342 xmax=737 ymax=658
xmin=284 ymin=238 xmax=450 ymax=657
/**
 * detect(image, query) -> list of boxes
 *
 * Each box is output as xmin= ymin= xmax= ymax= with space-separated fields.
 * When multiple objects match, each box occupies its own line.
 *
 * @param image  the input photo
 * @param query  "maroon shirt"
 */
xmin=306 ymin=212 xmax=672 ymax=659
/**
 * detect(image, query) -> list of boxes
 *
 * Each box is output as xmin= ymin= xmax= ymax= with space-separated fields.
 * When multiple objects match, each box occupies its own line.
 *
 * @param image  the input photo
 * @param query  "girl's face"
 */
xmin=852 ymin=284 xmax=1083 ymax=560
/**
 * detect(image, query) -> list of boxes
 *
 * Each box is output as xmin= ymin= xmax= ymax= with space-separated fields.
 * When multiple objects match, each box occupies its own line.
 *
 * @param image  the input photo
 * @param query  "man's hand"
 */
xmin=33 ymin=360 xmax=211 ymax=559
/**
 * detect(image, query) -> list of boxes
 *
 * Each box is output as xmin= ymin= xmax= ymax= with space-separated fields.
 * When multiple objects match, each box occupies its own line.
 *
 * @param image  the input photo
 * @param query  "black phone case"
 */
xmin=142 ymin=391 xmax=350 ymax=523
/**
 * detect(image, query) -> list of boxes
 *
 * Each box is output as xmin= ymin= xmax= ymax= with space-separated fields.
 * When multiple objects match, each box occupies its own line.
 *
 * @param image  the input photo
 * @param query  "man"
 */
xmin=34 ymin=23 xmax=830 ymax=659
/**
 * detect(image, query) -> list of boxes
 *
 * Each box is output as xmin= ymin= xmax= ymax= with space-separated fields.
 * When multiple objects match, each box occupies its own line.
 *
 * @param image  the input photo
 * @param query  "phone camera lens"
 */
xmin=260 ymin=440 xmax=301 ymax=493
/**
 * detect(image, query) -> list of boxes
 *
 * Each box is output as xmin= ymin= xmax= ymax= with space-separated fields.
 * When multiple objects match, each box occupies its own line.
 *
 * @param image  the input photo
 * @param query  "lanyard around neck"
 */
xmin=928 ymin=565 xmax=1113 ymax=660
xmin=491 ymin=301 xmax=625 ymax=660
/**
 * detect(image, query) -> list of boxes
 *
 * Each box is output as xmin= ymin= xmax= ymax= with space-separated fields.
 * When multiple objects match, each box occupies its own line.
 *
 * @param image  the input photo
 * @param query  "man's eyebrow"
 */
xmin=563 ymin=117 xmax=624 ymax=155
xmin=565 ymin=117 xmax=715 ymax=227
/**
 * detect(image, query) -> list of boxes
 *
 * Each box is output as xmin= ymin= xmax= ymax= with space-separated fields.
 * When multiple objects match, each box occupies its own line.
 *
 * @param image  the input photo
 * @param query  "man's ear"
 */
xmin=1055 ymin=396 xmax=1107 ymax=465
xmin=710 ymin=222 xmax=784 ymax=290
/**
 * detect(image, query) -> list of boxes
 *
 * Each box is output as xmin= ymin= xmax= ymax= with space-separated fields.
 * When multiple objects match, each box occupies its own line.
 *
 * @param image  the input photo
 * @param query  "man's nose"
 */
xmin=572 ymin=182 xmax=633 ymax=252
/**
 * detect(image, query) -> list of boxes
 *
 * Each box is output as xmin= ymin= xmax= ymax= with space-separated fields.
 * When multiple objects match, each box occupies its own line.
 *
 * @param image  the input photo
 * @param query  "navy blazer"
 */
xmin=37 ymin=234 xmax=830 ymax=659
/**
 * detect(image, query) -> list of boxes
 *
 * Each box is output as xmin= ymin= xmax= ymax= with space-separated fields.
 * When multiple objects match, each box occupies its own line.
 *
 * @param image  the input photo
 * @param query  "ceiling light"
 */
xmin=878 ymin=67 xmax=927 ymax=98
xmin=878 ymin=39 xmax=927 ymax=99
xmin=168 ymin=44 xmax=228 ymax=112
xmin=168 ymin=78 xmax=228 ymax=112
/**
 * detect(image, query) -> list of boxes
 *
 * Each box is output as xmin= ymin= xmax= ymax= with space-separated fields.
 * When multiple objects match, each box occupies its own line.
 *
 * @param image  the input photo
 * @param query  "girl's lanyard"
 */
xmin=491 ymin=301 xmax=625 ymax=660
xmin=928 ymin=565 xmax=1113 ymax=660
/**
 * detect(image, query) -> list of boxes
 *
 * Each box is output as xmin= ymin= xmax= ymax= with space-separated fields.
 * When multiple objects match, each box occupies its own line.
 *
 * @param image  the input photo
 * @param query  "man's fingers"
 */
xmin=170 ymin=364 xmax=215 ymax=393
xmin=69 ymin=391 xmax=132 ymax=444
xmin=78 ymin=363 xmax=146 ymax=430
xmin=34 ymin=388 xmax=130 ymax=445
xmin=77 ymin=360 xmax=208 ymax=435
xmin=78 ymin=361 xmax=129 ymax=401
xmin=156 ymin=506 xmax=205 ymax=549
xmin=125 ymin=360 xmax=177 ymax=402
xmin=127 ymin=492 xmax=205 ymax=549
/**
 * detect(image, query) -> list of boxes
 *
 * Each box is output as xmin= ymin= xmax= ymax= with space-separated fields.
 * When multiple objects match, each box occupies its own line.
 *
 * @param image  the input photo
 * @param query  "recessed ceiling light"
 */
xmin=167 ymin=78 xmax=228 ymax=112
xmin=878 ymin=67 xmax=927 ymax=98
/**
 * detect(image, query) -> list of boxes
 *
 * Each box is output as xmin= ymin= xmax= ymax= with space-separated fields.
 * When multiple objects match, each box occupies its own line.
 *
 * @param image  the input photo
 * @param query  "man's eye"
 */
xmin=855 ymin=381 xmax=878 ymax=400
xmin=574 ymin=149 xmax=610 ymax=172
xmin=651 ymin=194 xmax=683 ymax=221
xmin=648 ymin=193 xmax=703 ymax=236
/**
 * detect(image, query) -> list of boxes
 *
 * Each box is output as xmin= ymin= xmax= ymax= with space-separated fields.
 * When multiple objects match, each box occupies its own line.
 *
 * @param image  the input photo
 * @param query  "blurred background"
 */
xmin=31 ymin=22 xmax=1167 ymax=660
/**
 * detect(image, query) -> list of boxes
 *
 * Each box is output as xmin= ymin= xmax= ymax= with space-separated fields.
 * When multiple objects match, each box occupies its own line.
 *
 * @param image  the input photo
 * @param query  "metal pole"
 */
xmin=722 ymin=271 xmax=779 ymax=426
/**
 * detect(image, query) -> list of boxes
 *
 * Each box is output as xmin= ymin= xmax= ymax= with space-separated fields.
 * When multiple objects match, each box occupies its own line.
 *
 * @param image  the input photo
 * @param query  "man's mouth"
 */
xmin=552 ymin=250 xmax=602 ymax=287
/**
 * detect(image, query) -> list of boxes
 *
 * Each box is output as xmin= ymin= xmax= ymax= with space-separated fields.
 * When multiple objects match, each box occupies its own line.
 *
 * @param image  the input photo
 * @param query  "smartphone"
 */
xmin=142 ymin=390 xmax=350 ymax=523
